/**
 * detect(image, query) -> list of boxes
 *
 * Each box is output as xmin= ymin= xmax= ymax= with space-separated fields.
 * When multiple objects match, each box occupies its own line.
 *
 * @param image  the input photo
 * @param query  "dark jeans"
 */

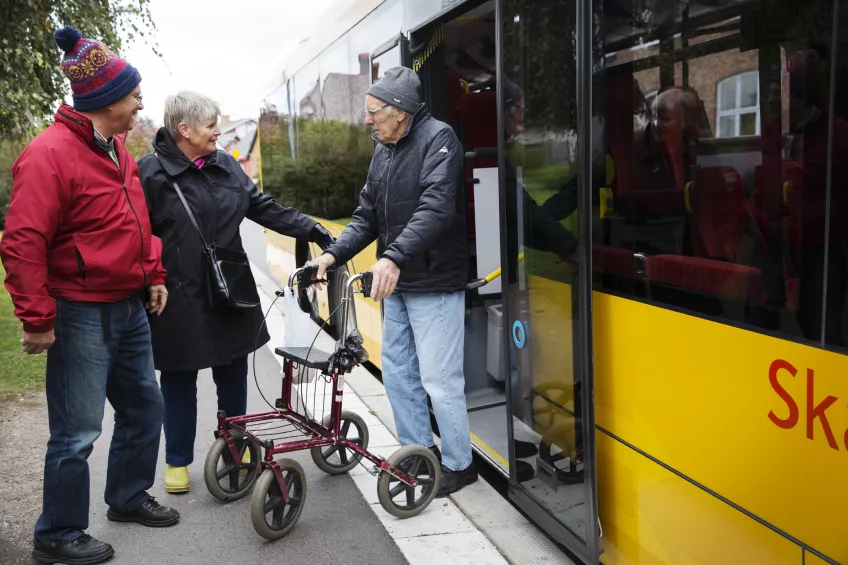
xmin=159 ymin=356 xmax=248 ymax=467
xmin=36 ymin=296 xmax=163 ymax=547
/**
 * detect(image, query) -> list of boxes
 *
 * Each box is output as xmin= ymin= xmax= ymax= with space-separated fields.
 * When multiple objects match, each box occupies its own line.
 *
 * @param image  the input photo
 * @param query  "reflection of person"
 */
xmin=138 ymin=92 xmax=335 ymax=494
xmin=501 ymin=79 xmax=578 ymax=275
xmin=0 ymin=27 xmax=178 ymax=565
xmin=315 ymin=67 xmax=477 ymax=496
xmin=784 ymin=49 xmax=848 ymax=345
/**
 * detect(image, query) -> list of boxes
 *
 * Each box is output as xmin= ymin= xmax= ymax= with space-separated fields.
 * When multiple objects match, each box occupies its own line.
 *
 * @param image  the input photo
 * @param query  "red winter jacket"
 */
xmin=0 ymin=105 xmax=166 ymax=333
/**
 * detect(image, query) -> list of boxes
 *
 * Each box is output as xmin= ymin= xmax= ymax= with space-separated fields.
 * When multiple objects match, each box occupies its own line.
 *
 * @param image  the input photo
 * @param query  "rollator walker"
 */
xmin=202 ymin=266 xmax=441 ymax=540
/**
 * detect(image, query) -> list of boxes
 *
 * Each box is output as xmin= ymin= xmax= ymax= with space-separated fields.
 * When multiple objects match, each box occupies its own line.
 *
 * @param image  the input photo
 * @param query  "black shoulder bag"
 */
xmin=155 ymin=154 xmax=260 ymax=310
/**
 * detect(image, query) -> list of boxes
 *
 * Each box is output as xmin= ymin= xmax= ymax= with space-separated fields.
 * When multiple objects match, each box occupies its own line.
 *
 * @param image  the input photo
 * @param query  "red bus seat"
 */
xmin=592 ymin=244 xmax=638 ymax=278
xmin=646 ymin=254 xmax=764 ymax=304
xmin=458 ymin=90 xmax=498 ymax=235
xmin=687 ymin=166 xmax=750 ymax=261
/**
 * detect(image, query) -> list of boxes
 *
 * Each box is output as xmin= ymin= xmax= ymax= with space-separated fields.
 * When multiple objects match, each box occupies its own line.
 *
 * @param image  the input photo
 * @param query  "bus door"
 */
xmin=496 ymin=0 xmax=600 ymax=561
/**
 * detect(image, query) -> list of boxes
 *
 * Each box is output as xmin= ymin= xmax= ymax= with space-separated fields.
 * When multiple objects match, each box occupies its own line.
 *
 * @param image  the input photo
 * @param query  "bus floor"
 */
xmin=468 ymin=405 xmax=590 ymax=544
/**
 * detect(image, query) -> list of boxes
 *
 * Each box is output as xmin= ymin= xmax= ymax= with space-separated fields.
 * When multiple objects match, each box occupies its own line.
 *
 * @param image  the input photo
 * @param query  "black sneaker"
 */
xmin=106 ymin=496 xmax=180 ymax=527
xmin=436 ymin=463 xmax=478 ymax=497
xmin=32 ymin=534 xmax=115 ymax=565
xmin=397 ymin=445 xmax=441 ymax=473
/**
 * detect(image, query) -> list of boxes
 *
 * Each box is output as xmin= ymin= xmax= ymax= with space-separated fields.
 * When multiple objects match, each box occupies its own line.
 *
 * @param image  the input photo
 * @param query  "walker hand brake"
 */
xmin=296 ymin=264 xmax=327 ymax=287
xmin=360 ymin=272 xmax=373 ymax=297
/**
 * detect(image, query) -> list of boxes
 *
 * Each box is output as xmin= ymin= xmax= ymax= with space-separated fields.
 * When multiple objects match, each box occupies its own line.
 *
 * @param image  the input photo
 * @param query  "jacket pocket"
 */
xmin=74 ymin=245 xmax=86 ymax=285
xmin=72 ymin=228 xmax=141 ymax=291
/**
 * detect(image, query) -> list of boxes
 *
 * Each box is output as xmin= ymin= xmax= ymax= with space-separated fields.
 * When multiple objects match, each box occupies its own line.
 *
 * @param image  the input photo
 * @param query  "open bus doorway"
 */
xmin=413 ymin=0 xmax=599 ymax=556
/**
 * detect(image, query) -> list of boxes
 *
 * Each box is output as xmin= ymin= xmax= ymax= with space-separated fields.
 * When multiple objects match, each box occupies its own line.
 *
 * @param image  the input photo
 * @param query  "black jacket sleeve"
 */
xmin=234 ymin=156 xmax=317 ymax=239
xmin=529 ymin=179 xmax=578 ymax=257
xmin=324 ymin=183 xmax=379 ymax=264
xmin=382 ymin=128 xmax=461 ymax=269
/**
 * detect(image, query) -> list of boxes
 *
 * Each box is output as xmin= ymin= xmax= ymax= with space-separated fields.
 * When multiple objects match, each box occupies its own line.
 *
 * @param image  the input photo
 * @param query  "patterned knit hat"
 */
xmin=54 ymin=26 xmax=141 ymax=111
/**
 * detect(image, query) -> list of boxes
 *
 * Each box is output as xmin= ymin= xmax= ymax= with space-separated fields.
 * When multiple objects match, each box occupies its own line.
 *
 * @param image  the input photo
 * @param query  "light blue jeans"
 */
xmin=382 ymin=291 xmax=473 ymax=471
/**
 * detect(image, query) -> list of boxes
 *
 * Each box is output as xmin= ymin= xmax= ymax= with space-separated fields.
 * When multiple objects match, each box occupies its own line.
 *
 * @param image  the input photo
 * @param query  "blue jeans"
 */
xmin=36 ymin=296 xmax=163 ymax=547
xmin=382 ymin=292 xmax=473 ymax=471
xmin=159 ymin=356 xmax=248 ymax=467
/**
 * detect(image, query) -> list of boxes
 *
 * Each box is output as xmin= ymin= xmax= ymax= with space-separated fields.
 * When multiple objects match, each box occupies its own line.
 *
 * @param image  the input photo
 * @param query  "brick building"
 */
xmin=607 ymin=23 xmax=792 ymax=139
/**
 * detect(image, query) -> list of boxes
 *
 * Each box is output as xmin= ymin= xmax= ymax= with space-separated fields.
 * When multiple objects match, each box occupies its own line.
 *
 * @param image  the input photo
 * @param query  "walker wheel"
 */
xmin=310 ymin=411 xmax=369 ymax=475
xmin=377 ymin=445 xmax=440 ymax=519
xmin=203 ymin=431 xmax=261 ymax=502
xmin=251 ymin=460 xmax=307 ymax=541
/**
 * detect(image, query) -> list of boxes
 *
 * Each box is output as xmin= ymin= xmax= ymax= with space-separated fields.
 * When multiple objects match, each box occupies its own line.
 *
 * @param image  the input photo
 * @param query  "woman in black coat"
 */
xmin=138 ymin=91 xmax=334 ymax=493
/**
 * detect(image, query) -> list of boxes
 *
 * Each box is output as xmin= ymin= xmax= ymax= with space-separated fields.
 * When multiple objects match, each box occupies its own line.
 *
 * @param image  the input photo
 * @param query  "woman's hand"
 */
xmin=147 ymin=285 xmax=168 ymax=316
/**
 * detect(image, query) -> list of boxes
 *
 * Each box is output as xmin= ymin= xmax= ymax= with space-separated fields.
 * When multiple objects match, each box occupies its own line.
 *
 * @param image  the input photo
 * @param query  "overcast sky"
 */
xmin=121 ymin=0 xmax=342 ymax=126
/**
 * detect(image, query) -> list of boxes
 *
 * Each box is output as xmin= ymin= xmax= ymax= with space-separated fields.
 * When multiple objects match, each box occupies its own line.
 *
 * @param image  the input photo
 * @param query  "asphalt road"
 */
xmin=0 ymin=220 xmax=406 ymax=564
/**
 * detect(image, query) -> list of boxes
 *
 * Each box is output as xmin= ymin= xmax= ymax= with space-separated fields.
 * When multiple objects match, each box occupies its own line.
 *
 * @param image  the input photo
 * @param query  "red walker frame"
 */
xmin=212 ymin=269 xmax=420 ymax=505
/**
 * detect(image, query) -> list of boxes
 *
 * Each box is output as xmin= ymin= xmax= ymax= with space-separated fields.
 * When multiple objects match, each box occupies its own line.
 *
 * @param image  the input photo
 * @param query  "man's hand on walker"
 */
xmin=370 ymin=258 xmax=400 ymax=301
xmin=313 ymin=253 xmax=336 ymax=290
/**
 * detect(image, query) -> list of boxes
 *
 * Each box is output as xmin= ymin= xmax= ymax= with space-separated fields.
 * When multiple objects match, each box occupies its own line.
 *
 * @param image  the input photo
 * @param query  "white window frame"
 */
xmin=716 ymin=71 xmax=760 ymax=138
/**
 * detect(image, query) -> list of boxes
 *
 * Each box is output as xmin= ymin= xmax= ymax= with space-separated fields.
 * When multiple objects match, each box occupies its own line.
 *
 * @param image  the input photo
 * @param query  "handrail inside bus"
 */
xmin=467 ymin=252 xmax=525 ymax=290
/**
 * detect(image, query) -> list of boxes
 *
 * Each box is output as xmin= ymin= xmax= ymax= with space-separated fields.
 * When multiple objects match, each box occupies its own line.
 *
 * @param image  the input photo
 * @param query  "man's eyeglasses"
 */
xmin=364 ymin=103 xmax=390 ymax=117
xmin=130 ymin=93 xmax=143 ymax=105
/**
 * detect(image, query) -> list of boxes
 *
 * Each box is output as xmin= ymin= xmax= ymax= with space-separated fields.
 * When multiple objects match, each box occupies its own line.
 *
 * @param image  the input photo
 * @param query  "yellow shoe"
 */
xmin=165 ymin=465 xmax=190 ymax=493
xmin=240 ymin=449 xmax=251 ymax=476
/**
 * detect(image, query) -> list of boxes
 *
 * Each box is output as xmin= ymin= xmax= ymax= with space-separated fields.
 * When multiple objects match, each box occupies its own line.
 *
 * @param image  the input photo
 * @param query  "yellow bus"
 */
xmin=257 ymin=0 xmax=848 ymax=563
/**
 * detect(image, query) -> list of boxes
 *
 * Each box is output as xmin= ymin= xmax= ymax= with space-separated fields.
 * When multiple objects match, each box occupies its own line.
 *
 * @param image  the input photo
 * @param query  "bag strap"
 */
xmin=154 ymin=153 xmax=211 ymax=255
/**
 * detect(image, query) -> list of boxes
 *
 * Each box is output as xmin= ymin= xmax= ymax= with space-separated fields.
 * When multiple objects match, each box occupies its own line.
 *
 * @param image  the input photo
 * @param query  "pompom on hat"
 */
xmin=54 ymin=25 xmax=141 ymax=111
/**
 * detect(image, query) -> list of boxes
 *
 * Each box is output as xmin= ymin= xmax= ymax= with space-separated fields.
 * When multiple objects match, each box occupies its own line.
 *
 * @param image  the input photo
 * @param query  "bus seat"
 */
xmin=754 ymin=161 xmax=804 ymax=309
xmin=592 ymin=244 xmax=638 ymax=278
xmin=459 ymin=90 xmax=498 ymax=167
xmin=605 ymin=73 xmax=638 ymax=196
xmin=445 ymin=70 xmax=465 ymax=129
xmin=459 ymin=89 xmax=499 ymax=235
xmin=645 ymin=254 xmax=765 ymax=304
xmin=688 ymin=166 xmax=750 ymax=261
xmin=785 ymin=276 xmax=801 ymax=312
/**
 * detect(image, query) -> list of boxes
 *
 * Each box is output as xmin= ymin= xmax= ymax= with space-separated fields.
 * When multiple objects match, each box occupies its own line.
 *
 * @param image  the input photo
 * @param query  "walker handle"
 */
xmin=289 ymin=264 xmax=327 ymax=289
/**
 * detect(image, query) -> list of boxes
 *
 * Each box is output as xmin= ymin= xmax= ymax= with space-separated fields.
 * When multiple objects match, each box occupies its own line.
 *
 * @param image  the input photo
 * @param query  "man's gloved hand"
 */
xmin=311 ymin=223 xmax=335 ymax=251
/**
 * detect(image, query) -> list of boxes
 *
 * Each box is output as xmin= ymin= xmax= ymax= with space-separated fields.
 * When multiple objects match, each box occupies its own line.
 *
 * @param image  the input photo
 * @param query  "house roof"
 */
xmin=219 ymin=117 xmax=255 ymax=134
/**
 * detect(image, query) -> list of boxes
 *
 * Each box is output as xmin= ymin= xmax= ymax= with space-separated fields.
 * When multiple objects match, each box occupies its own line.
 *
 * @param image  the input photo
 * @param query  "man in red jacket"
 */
xmin=0 ymin=26 xmax=179 ymax=565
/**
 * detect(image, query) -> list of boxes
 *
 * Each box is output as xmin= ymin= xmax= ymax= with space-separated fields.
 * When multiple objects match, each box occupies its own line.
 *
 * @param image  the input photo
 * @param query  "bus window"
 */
xmin=258 ymin=83 xmax=296 ymax=204
xmin=317 ymin=34 xmax=372 ymax=220
xmin=824 ymin=0 xmax=848 ymax=352
xmin=372 ymin=46 xmax=401 ymax=83
xmin=347 ymin=0 xmax=404 ymax=82
xmin=593 ymin=0 xmax=845 ymax=350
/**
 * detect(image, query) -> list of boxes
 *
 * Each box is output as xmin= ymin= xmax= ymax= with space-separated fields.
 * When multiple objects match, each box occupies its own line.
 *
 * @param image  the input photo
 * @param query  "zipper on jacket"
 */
xmin=59 ymin=108 xmax=149 ymax=288
xmin=115 ymin=147 xmax=148 ymax=287
xmin=383 ymin=146 xmax=395 ymax=248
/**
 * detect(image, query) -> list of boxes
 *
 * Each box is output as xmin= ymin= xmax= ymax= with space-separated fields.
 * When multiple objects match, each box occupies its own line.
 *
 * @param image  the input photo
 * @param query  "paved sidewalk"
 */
xmin=252 ymin=258 xmax=576 ymax=565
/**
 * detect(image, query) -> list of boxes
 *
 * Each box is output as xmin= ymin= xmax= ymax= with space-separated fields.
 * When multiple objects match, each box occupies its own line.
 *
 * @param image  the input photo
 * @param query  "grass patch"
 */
xmin=0 ymin=263 xmax=45 ymax=398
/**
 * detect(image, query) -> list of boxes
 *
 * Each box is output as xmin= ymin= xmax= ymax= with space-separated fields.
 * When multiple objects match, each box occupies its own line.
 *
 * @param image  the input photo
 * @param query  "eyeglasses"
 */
xmin=130 ymin=93 xmax=143 ymax=105
xmin=364 ymin=103 xmax=390 ymax=117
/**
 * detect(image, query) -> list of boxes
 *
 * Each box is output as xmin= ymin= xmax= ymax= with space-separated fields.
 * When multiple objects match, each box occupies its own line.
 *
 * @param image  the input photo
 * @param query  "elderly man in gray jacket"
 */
xmin=315 ymin=66 xmax=476 ymax=496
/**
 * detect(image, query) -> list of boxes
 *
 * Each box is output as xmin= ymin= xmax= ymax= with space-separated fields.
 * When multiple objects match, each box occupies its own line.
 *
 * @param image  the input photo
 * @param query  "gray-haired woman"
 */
xmin=138 ymin=91 xmax=334 ymax=494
